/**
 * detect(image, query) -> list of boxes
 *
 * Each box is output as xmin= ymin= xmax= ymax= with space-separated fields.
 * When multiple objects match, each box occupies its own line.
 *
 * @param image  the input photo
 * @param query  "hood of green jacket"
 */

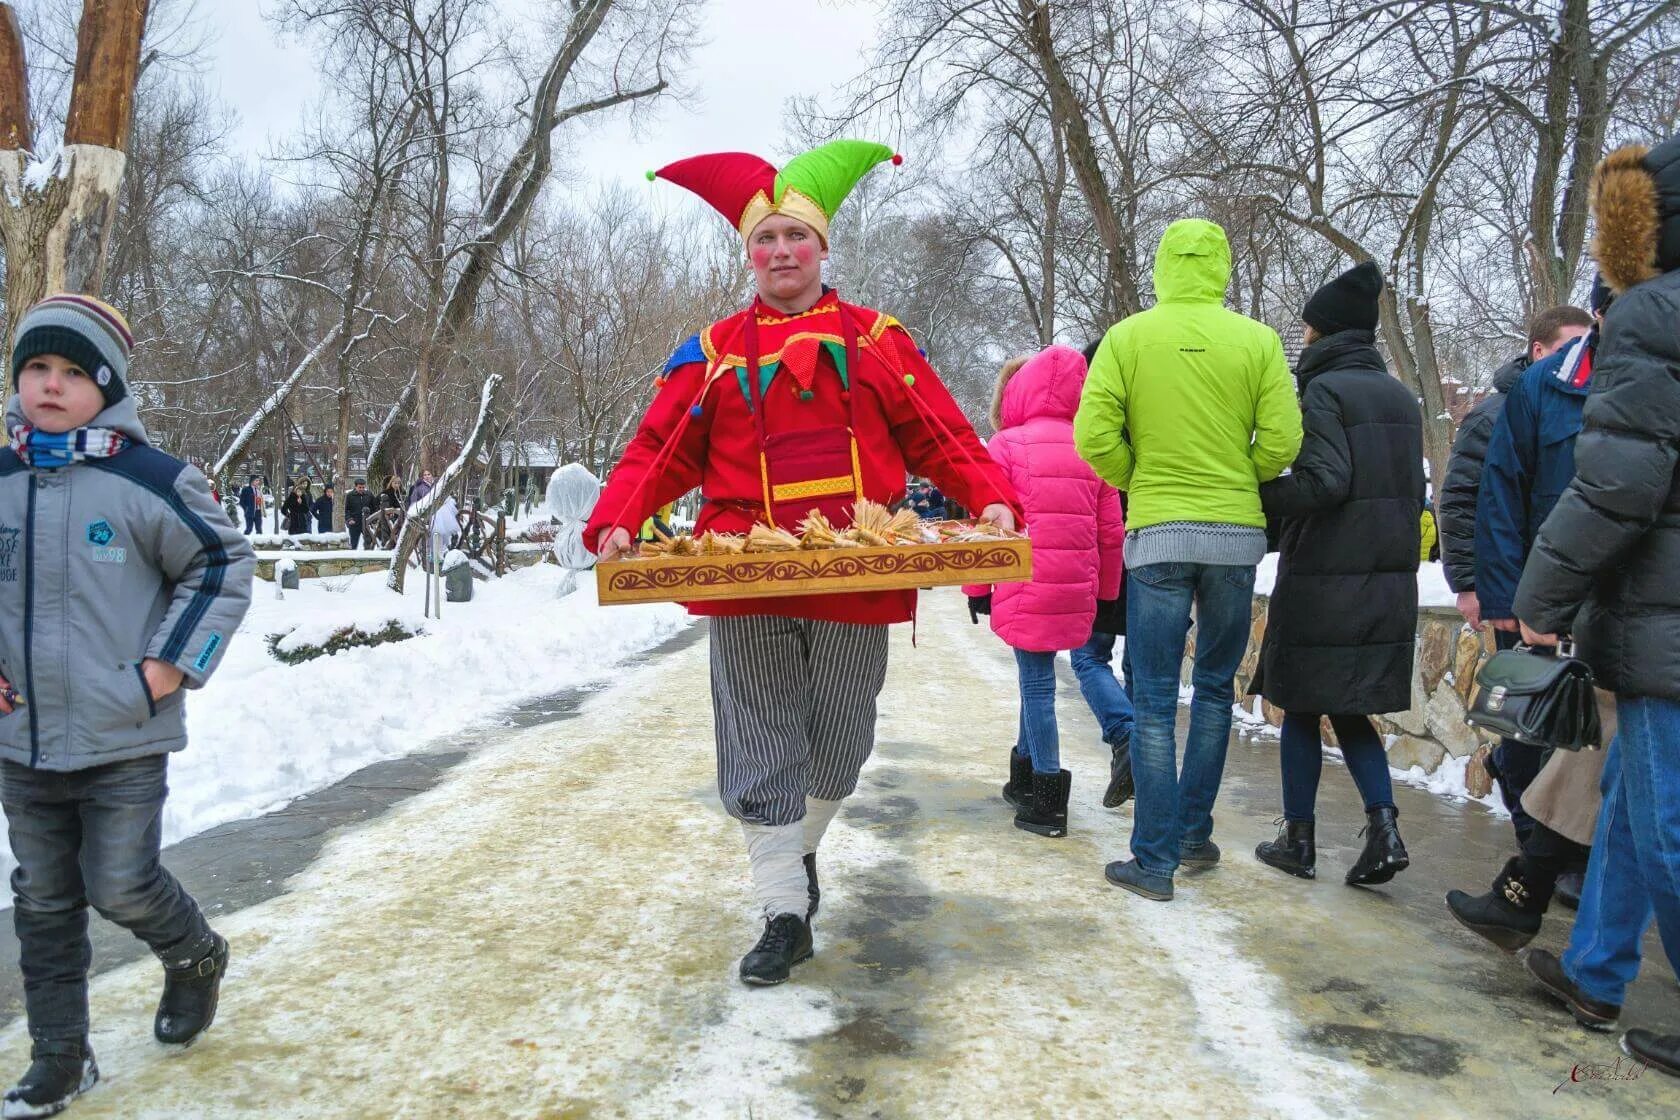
xmin=1152 ymin=219 xmax=1231 ymax=304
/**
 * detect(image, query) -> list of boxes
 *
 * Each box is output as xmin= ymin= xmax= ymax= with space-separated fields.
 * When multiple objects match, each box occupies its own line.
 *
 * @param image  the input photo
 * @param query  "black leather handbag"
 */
xmin=1467 ymin=640 xmax=1602 ymax=751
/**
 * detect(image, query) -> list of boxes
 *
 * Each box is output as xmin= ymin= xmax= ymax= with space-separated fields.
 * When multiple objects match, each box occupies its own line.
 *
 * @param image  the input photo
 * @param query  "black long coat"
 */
xmin=1255 ymin=331 xmax=1424 ymax=715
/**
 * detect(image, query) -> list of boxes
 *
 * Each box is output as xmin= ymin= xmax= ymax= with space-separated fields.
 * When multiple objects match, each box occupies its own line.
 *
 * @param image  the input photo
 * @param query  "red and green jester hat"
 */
xmin=584 ymin=139 xmax=1019 ymax=625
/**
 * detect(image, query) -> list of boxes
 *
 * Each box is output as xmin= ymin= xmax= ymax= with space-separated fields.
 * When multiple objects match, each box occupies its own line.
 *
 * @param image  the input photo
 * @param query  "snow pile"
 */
xmin=1394 ymin=752 xmax=1508 ymax=817
xmin=0 ymin=566 xmax=688 ymax=896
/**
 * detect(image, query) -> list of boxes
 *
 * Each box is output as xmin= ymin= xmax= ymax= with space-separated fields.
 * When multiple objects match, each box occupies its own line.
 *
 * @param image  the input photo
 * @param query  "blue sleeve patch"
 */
xmin=663 ymin=335 xmax=705 ymax=375
xmin=193 ymin=632 xmax=223 ymax=674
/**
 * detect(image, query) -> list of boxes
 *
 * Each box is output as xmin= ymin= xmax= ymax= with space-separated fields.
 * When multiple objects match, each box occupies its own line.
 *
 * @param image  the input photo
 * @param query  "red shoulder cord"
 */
xmin=606 ymin=367 xmax=716 ymax=540
xmin=889 ymin=344 xmax=1019 ymax=520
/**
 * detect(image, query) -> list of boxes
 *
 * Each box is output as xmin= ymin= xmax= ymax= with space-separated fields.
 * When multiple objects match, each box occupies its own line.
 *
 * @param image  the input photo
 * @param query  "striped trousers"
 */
xmin=709 ymin=616 xmax=891 ymax=827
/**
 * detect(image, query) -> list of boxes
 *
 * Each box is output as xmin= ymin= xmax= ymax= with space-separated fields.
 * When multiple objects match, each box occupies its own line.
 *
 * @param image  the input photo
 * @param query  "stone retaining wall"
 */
xmin=255 ymin=548 xmax=551 ymax=582
xmin=1183 ymin=596 xmax=1498 ymax=777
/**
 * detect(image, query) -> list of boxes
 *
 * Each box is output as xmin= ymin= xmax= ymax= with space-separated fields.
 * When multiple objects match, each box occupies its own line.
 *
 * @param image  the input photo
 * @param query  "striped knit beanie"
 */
xmin=10 ymin=293 xmax=134 ymax=408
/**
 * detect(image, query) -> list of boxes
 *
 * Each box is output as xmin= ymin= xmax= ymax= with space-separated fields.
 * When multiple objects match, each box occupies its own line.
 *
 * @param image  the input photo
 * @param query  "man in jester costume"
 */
xmin=586 ymin=140 xmax=1019 ymax=985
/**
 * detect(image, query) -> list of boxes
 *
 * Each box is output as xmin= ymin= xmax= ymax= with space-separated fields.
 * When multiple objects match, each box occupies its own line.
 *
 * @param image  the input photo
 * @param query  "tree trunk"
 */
xmin=0 ymin=0 xmax=150 ymax=388
xmin=388 ymin=373 xmax=503 ymax=593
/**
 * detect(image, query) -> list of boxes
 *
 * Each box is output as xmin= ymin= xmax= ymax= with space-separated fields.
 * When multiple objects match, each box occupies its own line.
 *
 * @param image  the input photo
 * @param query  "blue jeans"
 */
xmin=1071 ymin=632 xmax=1135 ymax=747
xmin=1279 ymin=712 xmax=1396 ymax=821
xmin=1 ymin=756 xmax=215 ymax=1043
xmin=1563 ymin=697 xmax=1680 ymax=1006
xmin=1126 ymin=561 xmax=1257 ymax=876
xmin=1014 ymin=650 xmax=1060 ymax=774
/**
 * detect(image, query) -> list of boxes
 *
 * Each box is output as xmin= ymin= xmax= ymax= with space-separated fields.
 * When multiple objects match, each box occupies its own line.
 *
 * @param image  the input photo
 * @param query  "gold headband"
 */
xmin=739 ymin=188 xmax=829 ymax=245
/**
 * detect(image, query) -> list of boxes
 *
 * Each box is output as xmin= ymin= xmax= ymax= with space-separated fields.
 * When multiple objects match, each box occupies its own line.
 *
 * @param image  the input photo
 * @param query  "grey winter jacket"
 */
xmin=1438 ymin=354 xmax=1527 ymax=592
xmin=0 ymin=395 xmax=255 ymax=770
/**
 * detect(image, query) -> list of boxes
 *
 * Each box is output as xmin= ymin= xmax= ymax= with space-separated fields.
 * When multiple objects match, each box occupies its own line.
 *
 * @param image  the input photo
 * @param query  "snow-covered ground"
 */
xmin=1255 ymin=556 xmax=1457 ymax=608
xmin=0 ymin=566 xmax=689 ymax=896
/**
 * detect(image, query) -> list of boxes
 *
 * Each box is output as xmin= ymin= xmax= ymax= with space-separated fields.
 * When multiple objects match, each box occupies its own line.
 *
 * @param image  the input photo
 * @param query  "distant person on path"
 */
xmin=0 ymin=294 xmax=255 ymax=1116
xmin=1513 ymin=134 xmax=1680 ymax=1078
xmin=238 ymin=474 xmax=263 ymax=535
xmin=587 ymin=141 xmax=1017 ymax=986
xmin=379 ymin=474 xmax=403 ymax=512
xmin=637 ymin=501 xmax=674 ymax=544
xmin=282 ymin=479 xmax=312 ymax=535
xmin=964 ymin=346 xmax=1126 ymax=838
xmin=1075 ymin=218 xmax=1302 ymax=903
xmin=344 ymin=479 xmax=377 ymax=550
xmin=407 ymin=470 xmax=435 ymax=511
xmin=1248 ymin=263 xmax=1423 ymax=886
xmin=313 ymin=484 xmax=334 ymax=535
xmin=909 ymin=479 xmax=946 ymax=520
xmin=1439 ymin=306 xmax=1592 ymax=632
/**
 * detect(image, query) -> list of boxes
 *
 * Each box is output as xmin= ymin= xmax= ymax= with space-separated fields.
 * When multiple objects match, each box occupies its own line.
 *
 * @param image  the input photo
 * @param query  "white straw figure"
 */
xmin=425 ymin=496 xmax=459 ymax=619
xmin=547 ymin=463 xmax=602 ymax=597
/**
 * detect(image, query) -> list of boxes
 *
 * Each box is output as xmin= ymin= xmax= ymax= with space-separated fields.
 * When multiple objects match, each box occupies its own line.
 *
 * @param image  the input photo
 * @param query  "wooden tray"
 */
xmin=596 ymin=537 xmax=1032 ymax=605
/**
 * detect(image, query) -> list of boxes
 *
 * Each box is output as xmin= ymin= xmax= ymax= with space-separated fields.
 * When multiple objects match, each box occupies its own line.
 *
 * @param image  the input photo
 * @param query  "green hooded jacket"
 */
xmin=1074 ymin=219 xmax=1302 ymax=532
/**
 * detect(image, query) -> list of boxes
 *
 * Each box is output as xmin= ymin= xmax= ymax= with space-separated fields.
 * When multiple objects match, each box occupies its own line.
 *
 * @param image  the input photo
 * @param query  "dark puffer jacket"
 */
xmin=1438 ymin=353 xmax=1526 ymax=592
xmin=1255 ymin=331 xmax=1424 ymax=714
xmin=1516 ymin=133 xmax=1680 ymax=700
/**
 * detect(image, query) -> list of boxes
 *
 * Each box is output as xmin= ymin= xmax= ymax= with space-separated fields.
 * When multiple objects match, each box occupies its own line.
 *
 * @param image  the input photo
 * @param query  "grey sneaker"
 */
xmin=1180 ymin=840 xmax=1221 ymax=870
xmin=1105 ymin=858 xmax=1173 ymax=901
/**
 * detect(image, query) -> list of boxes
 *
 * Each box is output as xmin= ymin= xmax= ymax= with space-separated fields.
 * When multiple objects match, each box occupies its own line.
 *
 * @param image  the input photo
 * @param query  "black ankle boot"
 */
xmin=155 ymin=933 xmax=229 ymax=1045
xmin=1014 ymin=769 xmax=1071 ymax=837
xmin=1002 ymin=751 xmax=1032 ymax=809
xmin=3 ymin=1041 xmax=97 ymax=1119
xmin=804 ymin=852 xmax=819 ymax=920
xmin=1346 ymin=806 xmax=1410 ymax=886
xmin=738 ymin=913 xmax=814 ymax=986
xmin=1446 ymin=856 xmax=1549 ymax=951
xmin=1102 ymin=735 xmax=1134 ymax=809
xmin=1255 ymin=818 xmax=1316 ymax=879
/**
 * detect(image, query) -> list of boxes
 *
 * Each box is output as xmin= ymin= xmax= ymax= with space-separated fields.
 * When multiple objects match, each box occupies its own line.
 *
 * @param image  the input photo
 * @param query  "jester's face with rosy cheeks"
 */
xmin=748 ymin=213 xmax=829 ymax=312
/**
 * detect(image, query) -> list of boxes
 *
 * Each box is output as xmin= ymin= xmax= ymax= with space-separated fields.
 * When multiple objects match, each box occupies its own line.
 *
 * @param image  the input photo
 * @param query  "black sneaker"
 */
xmin=804 ymin=853 xmax=820 ymax=920
xmin=1102 ymin=736 xmax=1134 ymax=808
xmin=3 ymin=1043 xmax=98 ymax=1119
xmin=1524 ymin=948 xmax=1620 ymax=1030
xmin=155 ymin=933 xmax=229 ymax=1045
xmin=739 ymin=914 xmax=814 ymax=986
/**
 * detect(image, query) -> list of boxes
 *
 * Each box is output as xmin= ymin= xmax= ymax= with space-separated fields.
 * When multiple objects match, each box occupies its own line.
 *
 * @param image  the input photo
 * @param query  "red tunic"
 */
xmin=585 ymin=291 xmax=1018 ymax=624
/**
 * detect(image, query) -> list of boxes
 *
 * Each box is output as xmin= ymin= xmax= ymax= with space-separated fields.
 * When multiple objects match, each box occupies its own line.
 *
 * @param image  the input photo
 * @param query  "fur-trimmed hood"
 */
xmin=1592 ymin=132 xmax=1680 ymax=293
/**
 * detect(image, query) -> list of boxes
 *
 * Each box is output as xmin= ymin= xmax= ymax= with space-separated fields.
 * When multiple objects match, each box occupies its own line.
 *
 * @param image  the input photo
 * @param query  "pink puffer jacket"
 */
xmin=964 ymin=345 xmax=1124 ymax=652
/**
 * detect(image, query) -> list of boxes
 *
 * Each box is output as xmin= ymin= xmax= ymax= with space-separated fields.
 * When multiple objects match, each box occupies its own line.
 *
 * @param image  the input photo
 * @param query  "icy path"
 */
xmin=2 ymin=592 xmax=1671 ymax=1117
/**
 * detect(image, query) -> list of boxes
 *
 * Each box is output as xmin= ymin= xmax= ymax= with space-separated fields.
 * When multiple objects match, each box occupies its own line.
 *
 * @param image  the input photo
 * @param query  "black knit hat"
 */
xmin=1303 ymin=261 xmax=1384 ymax=336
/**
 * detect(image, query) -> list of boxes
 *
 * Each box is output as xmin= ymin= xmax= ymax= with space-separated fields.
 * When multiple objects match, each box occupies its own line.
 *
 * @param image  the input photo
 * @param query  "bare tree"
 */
xmin=0 ymin=0 xmax=150 ymax=360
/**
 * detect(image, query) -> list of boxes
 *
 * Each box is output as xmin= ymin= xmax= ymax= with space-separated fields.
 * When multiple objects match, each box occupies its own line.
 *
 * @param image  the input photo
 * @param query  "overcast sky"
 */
xmin=209 ymin=0 xmax=888 ymax=189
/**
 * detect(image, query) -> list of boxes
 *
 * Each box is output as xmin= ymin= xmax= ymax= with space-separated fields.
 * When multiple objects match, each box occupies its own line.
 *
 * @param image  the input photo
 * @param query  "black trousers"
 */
xmin=1518 ymin=820 xmax=1591 ymax=892
xmin=1487 ymin=630 xmax=1545 ymax=844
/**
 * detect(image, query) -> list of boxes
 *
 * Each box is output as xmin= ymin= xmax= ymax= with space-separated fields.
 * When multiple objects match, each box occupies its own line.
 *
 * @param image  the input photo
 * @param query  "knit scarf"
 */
xmin=9 ymin=425 xmax=130 ymax=470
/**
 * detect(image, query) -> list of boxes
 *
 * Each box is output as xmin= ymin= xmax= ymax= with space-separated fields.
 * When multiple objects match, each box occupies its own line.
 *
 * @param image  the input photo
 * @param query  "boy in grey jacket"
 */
xmin=0 ymin=294 xmax=254 ymax=1119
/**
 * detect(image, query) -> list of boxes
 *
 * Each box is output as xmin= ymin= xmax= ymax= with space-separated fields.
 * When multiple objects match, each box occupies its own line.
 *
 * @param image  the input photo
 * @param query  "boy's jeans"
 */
xmin=2 ymin=755 xmax=215 ymax=1044
xmin=1071 ymin=632 xmax=1135 ymax=747
xmin=1125 ymin=561 xmax=1257 ymax=877
xmin=1013 ymin=650 xmax=1061 ymax=774
xmin=1563 ymin=696 xmax=1680 ymax=1006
